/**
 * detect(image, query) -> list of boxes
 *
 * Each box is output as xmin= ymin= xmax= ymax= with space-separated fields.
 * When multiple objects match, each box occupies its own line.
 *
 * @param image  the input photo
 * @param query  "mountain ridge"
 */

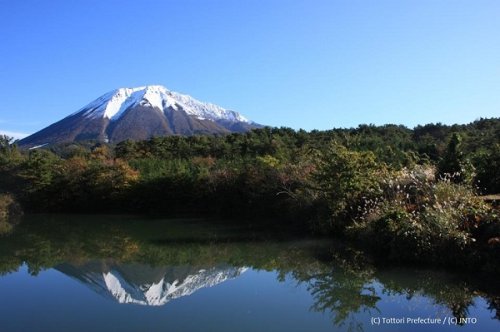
xmin=19 ymin=85 xmax=261 ymax=147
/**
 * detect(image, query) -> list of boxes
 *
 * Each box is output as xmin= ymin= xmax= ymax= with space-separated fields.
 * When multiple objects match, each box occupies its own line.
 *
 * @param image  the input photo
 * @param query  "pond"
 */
xmin=0 ymin=215 xmax=499 ymax=331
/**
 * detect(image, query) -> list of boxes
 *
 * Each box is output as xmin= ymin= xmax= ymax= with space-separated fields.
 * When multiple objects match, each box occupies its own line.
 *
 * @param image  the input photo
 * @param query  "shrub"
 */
xmin=311 ymin=142 xmax=386 ymax=232
xmin=348 ymin=165 xmax=497 ymax=268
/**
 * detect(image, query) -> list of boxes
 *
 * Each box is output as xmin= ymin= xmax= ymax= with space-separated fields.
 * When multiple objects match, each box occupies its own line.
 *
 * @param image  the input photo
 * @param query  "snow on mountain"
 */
xmin=101 ymin=267 xmax=248 ymax=306
xmin=77 ymin=85 xmax=250 ymax=124
xmin=19 ymin=85 xmax=261 ymax=147
xmin=58 ymin=263 xmax=248 ymax=306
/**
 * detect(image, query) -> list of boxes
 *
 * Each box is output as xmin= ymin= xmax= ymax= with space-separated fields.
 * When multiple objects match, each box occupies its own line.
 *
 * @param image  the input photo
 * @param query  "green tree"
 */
xmin=312 ymin=142 xmax=383 ymax=231
xmin=438 ymin=133 xmax=474 ymax=184
xmin=0 ymin=135 xmax=21 ymax=167
xmin=474 ymin=143 xmax=500 ymax=193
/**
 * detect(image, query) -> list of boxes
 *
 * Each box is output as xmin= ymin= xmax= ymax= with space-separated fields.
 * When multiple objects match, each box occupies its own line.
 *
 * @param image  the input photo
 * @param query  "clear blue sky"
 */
xmin=1 ymin=0 xmax=499 ymax=138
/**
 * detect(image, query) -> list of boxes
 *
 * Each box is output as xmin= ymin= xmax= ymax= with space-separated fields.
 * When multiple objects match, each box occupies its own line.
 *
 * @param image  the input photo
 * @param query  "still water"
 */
xmin=0 ymin=215 xmax=498 ymax=331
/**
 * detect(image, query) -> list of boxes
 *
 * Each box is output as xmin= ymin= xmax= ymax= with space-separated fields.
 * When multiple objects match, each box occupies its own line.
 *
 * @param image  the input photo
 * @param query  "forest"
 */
xmin=0 ymin=117 xmax=499 ymax=271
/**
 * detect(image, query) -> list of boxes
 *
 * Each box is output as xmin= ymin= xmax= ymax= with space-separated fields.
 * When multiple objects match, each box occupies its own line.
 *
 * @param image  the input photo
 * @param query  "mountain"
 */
xmin=56 ymin=261 xmax=247 ymax=306
xmin=19 ymin=85 xmax=260 ymax=147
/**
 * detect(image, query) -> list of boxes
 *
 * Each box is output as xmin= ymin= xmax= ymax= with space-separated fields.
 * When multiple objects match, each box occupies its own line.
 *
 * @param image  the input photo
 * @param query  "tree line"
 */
xmin=0 ymin=118 xmax=499 ymax=270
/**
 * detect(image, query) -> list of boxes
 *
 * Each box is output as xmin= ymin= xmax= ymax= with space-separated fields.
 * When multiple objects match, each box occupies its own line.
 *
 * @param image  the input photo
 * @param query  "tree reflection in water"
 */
xmin=307 ymin=269 xmax=379 ymax=331
xmin=0 ymin=214 xmax=498 ymax=329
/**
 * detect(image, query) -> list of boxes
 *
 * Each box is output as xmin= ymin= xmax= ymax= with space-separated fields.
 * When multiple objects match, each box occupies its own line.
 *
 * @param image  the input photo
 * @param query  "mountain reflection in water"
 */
xmin=56 ymin=261 xmax=247 ymax=306
xmin=0 ymin=215 xmax=499 ymax=331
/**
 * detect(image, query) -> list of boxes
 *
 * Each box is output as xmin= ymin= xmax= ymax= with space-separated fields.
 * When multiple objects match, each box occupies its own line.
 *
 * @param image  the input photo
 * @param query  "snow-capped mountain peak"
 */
xmin=79 ymin=85 xmax=250 ymax=124
xmin=19 ymin=85 xmax=261 ymax=147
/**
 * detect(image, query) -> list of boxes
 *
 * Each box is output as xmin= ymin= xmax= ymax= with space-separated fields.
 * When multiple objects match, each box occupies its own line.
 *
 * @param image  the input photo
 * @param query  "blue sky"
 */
xmin=1 ymin=0 xmax=499 ymax=138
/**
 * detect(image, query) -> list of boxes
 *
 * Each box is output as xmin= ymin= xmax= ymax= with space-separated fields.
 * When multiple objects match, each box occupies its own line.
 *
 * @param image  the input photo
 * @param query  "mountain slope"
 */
xmin=19 ymin=85 xmax=260 ymax=147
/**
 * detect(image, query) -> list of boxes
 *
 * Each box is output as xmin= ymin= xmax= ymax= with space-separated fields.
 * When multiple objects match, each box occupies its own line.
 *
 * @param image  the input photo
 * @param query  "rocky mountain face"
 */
xmin=19 ymin=85 xmax=260 ymax=147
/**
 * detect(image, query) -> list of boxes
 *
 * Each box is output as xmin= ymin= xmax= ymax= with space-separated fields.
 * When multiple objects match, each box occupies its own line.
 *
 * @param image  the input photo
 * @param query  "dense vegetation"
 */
xmin=1 ymin=118 xmax=499 ymax=270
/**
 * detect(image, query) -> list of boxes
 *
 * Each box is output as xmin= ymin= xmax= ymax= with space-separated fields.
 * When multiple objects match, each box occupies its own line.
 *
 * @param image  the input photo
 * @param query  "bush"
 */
xmin=311 ymin=142 xmax=386 ymax=232
xmin=347 ymin=165 xmax=498 ymax=268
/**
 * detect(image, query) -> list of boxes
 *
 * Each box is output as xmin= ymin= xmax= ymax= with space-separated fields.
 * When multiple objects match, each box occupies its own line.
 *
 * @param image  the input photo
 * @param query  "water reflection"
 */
xmin=57 ymin=261 xmax=247 ymax=306
xmin=0 ymin=215 xmax=499 ymax=331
